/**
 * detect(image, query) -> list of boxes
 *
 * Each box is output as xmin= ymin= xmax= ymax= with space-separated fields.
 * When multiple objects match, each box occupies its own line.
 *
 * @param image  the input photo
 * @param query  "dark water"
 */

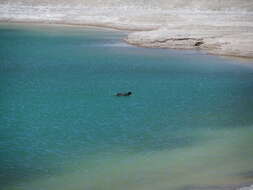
xmin=0 ymin=23 xmax=253 ymax=190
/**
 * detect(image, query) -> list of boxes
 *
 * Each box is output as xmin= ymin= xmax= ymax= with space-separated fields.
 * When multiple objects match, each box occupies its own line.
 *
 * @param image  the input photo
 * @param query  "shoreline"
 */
xmin=0 ymin=4 xmax=252 ymax=60
xmin=0 ymin=20 xmax=132 ymax=32
xmin=1 ymin=20 xmax=253 ymax=63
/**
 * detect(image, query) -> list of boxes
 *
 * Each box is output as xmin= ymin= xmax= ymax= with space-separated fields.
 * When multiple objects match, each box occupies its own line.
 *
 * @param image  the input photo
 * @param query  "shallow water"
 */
xmin=0 ymin=23 xmax=253 ymax=190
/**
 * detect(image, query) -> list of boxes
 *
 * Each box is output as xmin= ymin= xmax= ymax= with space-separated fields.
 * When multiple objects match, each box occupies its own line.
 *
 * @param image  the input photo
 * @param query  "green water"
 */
xmin=0 ymin=23 xmax=253 ymax=190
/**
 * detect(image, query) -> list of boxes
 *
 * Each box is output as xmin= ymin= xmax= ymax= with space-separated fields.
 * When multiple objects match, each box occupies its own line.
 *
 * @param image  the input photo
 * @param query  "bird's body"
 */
xmin=116 ymin=92 xmax=132 ymax=97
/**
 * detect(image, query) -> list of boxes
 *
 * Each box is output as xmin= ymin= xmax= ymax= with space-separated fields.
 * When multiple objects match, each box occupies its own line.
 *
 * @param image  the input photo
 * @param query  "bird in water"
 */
xmin=116 ymin=91 xmax=132 ymax=97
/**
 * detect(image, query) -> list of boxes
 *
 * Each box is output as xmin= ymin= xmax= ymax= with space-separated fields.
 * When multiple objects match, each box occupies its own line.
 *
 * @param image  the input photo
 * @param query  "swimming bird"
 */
xmin=116 ymin=92 xmax=132 ymax=97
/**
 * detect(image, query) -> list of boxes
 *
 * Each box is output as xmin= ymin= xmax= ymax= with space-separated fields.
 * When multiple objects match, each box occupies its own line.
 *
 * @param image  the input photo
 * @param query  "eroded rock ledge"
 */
xmin=125 ymin=26 xmax=253 ymax=58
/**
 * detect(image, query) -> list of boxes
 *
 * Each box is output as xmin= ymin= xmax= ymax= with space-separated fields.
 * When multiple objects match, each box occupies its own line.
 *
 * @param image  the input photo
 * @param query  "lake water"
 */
xmin=0 ymin=23 xmax=253 ymax=190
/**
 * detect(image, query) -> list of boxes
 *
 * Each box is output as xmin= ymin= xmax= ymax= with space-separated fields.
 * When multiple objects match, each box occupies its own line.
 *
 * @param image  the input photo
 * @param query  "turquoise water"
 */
xmin=1 ymin=23 xmax=253 ymax=190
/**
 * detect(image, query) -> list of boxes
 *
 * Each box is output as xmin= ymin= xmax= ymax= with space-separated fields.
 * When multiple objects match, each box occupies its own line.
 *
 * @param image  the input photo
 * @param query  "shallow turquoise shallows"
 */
xmin=1 ymin=23 xmax=253 ymax=190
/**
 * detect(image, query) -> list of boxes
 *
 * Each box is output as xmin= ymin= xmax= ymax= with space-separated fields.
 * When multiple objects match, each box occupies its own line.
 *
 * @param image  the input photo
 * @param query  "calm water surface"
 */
xmin=0 ymin=23 xmax=253 ymax=190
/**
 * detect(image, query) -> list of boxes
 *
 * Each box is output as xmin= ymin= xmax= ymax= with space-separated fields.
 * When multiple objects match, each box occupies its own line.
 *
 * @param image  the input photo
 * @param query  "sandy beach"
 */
xmin=0 ymin=1 xmax=253 ymax=59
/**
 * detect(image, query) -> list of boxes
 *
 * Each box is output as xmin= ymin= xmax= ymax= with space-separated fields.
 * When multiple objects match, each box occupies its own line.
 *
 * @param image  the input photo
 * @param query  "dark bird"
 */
xmin=116 ymin=91 xmax=132 ymax=97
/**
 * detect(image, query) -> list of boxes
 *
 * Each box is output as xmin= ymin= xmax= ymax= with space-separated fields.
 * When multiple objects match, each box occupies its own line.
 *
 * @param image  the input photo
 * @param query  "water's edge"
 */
xmin=1 ymin=20 xmax=253 ymax=62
